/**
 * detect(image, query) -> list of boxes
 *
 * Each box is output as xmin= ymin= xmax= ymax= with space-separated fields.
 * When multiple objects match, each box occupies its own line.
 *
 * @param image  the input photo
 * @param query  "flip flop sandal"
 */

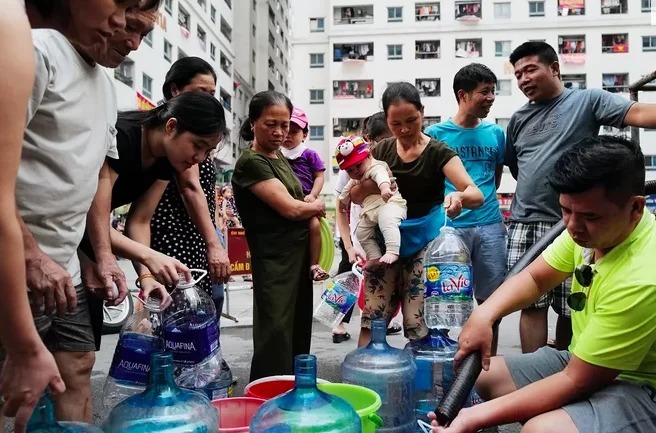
xmin=310 ymin=265 xmax=330 ymax=281
xmin=386 ymin=323 xmax=402 ymax=335
xmin=332 ymin=332 xmax=351 ymax=343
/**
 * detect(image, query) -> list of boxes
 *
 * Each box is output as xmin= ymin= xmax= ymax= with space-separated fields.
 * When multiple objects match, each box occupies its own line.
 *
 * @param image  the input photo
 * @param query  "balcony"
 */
xmin=601 ymin=0 xmax=627 ymax=14
xmin=220 ymin=54 xmax=232 ymax=75
xmin=416 ymin=2 xmax=440 ymax=21
xmin=333 ymin=80 xmax=374 ymax=99
xmin=114 ymin=58 xmax=134 ymax=88
xmin=602 ymin=34 xmax=628 ymax=54
xmin=333 ymin=42 xmax=374 ymax=63
xmin=416 ymin=40 xmax=440 ymax=59
xmin=558 ymin=0 xmax=585 ymax=15
xmin=422 ymin=116 xmax=441 ymax=129
xmin=219 ymin=89 xmax=232 ymax=112
xmin=602 ymin=73 xmax=629 ymax=94
xmin=455 ymin=39 xmax=482 ymax=58
xmin=416 ymin=78 xmax=440 ymax=97
xmin=334 ymin=5 xmax=374 ymax=25
xmin=558 ymin=35 xmax=586 ymax=64
xmin=562 ymin=74 xmax=586 ymax=90
xmin=333 ymin=118 xmax=364 ymax=137
xmin=455 ymin=0 xmax=481 ymax=21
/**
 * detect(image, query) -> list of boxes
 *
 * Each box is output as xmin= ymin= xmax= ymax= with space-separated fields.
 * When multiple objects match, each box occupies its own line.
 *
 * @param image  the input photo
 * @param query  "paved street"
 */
xmin=7 ymin=255 xmax=561 ymax=432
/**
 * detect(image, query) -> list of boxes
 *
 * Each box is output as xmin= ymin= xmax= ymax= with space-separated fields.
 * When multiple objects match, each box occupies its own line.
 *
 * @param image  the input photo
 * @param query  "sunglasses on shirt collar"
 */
xmin=567 ymin=249 xmax=595 ymax=312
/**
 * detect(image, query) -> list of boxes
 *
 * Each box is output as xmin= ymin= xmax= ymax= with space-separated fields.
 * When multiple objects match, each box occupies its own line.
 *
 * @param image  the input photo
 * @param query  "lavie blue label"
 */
xmin=321 ymin=282 xmax=357 ymax=315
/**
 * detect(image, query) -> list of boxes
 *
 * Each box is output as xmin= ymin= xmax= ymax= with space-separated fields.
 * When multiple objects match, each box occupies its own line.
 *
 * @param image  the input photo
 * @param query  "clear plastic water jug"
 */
xmin=423 ymin=225 xmax=473 ymax=330
xmin=250 ymin=354 xmax=361 ymax=433
xmin=341 ymin=319 xmax=417 ymax=433
xmin=313 ymin=263 xmax=363 ymax=328
xmin=103 ymin=352 xmax=219 ymax=433
xmin=162 ymin=270 xmax=222 ymax=389
xmin=103 ymin=295 xmax=164 ymax=409
xmin=27 ymin=392 xmax=104 ymax=432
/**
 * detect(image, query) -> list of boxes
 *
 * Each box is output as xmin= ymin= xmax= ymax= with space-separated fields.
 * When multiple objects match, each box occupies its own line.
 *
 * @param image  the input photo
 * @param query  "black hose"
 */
xmin=435 ymin=180 xmax=656 ymax=425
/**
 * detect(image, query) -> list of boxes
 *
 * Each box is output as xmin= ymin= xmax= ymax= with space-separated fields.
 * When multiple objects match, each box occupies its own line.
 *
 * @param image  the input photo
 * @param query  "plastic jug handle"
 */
xmin=368 ymin=413 xmax=384 ymax=428
xmin=351 ymin=261 xmax=365 ymax=280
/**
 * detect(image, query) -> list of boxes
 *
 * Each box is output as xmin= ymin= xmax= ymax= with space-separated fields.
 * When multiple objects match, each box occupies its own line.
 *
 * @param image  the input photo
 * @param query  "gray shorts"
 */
xmin=0 ymin=284 xmax=97 ymax=363
xmin=504 ymin=347 xmax=656 ymax=433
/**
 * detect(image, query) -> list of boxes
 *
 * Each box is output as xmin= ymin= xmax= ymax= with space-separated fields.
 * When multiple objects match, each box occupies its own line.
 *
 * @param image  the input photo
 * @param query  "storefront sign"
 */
xmin=228 ymin=228 xmax=251 ymax=275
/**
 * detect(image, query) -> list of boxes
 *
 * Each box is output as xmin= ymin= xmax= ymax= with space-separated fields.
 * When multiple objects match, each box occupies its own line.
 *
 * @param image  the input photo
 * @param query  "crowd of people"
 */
xmin=3 ymin=1 xmax=656 ymax=433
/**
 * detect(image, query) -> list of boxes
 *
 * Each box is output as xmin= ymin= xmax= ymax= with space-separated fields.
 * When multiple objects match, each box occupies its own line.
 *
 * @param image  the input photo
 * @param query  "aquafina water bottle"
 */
xmin=102 ymin=295 xmax=164 ymax=409
xmin=313 ymin=263 xmax=363 ymax=328
xmin=423 ymin=223 xmax=474 ymax=330
xmin=162 ymin=270 xmax=222 ymax=389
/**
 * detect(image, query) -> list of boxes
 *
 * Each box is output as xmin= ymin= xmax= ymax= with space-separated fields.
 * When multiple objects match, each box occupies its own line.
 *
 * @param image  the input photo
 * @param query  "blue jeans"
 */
xmin=212 ymin=228 xmax=226 ymax=321
xmin=454 ymin=222 xmax=507 ymax=302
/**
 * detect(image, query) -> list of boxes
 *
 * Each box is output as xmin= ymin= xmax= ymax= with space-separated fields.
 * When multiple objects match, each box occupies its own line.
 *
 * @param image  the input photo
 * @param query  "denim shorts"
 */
xmin=454 ymin=222 xmax=508 ymax=302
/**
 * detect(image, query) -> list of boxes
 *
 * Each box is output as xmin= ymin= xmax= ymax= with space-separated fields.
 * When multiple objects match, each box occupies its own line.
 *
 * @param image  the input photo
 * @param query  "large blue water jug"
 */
xmin=27 ymin=393 xmax=104 ymax=432
xmin=405 ymin=329 xmax=483 ymax=431
xmin=341 ymin=319 xmax=417 ymax=433
xmin=103 ymin=352 xmax=219 ymax=432
xmin=250 ymin=354 xmax=361 ymax=432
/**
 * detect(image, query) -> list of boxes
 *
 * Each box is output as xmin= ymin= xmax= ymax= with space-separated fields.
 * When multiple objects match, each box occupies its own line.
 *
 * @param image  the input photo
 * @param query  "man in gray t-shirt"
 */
xmin=504 ymin=41 xmax=656 ymax=354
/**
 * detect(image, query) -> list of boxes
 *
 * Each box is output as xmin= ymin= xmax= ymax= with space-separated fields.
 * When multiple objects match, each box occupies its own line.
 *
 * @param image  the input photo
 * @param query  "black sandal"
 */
xmin=386 ymin=324 xmax=402 ymax=335
xmin=332 ymin=332 xmax=351 ymax=343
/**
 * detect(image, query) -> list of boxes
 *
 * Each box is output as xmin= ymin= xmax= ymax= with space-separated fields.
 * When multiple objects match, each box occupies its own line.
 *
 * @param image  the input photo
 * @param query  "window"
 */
xmin=422 ymin=116 xmax=441 ymax=128
xmin=416 ymin=78 xmax=440 ymax=97
xmin=310 ymin=17 xmax=325 ymax=31
xmin=528 ymin=1 xmax=545 ymax=16
xmin=602 ymin=125 xmax=630 ymax=138
xmin=221 ymin=17 xmax=232 ymax=41
xmin=114 ymin=58 xmax=134 ymax=87
xmin=197 ymin=0 xmax=206 ymax=10
xmin=210 ymin=5 xmax=216 ymax=22
xmin=219 ymin=88 xmax=231 ymax=111
xmin=602 ymin=34 xmax=628 ymax=53
xmin=562 ymin=74 xmax=587 ymax=89
xmin=178 ymin=48 xmax=187 ymax=59
xmin=163 ymin=40 xmax=172 ymax=61
xmin=252 ymin=50 xmax=256 ymax=63
xmin=602 ymin=73 xmax=629 ymax=93
xmin=142 ymin=73 xmax=153 ymax=99
xmin=333 ymin=43 xmax=374 ymax=62
xmin=197 ymin=26 xmax=206 ymax=51
xmin=416 ymin=40 xmax=440 ymax=59
xmin=268 ymin=5 xmax=275 ymax=22
xmin=333 ymin=80 xmax=374 ymax=99
xmin=388 ymin=6 xmax=403 ymax=21
xmin=496 ymin=118 xmax=510 ymax=131
xmin=252 ymin=25 xmax=256 ymax=37
xmin=645 ymin=155 xmax=656 ymax=169
xmin=455 ymin=39 xmax=482 ymax=58
xmin=164 ymin=0 xmax=173 ymax=14
xmin=224 ymin=0 xmax=232 ymax=8
xmin=309 ymin=126 xmax=324 ymax=141
xmin=220 ymin=52 xmax=232 ymax=75
xmin=310 ymin=53 xmax=325 ymax=68
xmin=268 ymin=31 xmax=275 ymax=48
xmin=253 ymin=0 xmax=256 ymax=10
xmin=388 ymin=44 xmax=403 ymax=60
xmin=416 ymin=2 xmax=440 ymax=21
xmin=495 ymin=79 xmax=512 ymax=96
xmin=455 ymin=1 xmax=482 ymax=20
xmin=178 ymin=5 xmax=190 ymax=30
xmin=333 ymin=118 xmax=364 ymax=137
xmin=558 ymin=0 xmax=584 ymax=15
xmin=310 ymin=89 xmax=325 ymax=104
xmin=210 ymin=43 xmax=216 ymax=60
xmin=558 ymin=35 xmax=586 ymax=63
xmin=334 ymin=5 xmax=374 ymax=25
xmin=494 ymin=2 xmax=511 ymax=18
xmin=601 ymin=0 xmax=627 ymax=14
xmin=643 ymin=0 xmax=652 ymax=12
xmin=252 ymin=76 xmax=256 ymax=88
xmin=143 ymin=32 xmax=153 ymax=47
xmin=495 ymin=41 xmax=511 ymax=57
xmin=643 ymin=36 xmax=656 ymax=51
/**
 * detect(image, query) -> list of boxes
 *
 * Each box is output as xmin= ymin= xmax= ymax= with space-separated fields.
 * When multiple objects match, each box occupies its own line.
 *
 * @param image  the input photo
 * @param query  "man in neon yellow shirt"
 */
xmin=430 ymin=135 xmax=656 ymax=433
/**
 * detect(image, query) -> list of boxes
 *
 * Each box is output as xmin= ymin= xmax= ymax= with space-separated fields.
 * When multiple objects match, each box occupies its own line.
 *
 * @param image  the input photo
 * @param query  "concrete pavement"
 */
xmin=5 ymin=256 xmax=561 ymax=432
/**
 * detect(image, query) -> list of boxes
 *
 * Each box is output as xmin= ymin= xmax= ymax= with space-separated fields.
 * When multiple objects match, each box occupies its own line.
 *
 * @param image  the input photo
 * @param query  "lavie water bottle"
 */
xmin=423 ymin=225 xmax=474 ymax=330
xmin=103 ymin=295 xmax=164 ymax=409
xmin=162 ymin=270 xmax=222 ymax=389
xmin=313 ymin=263 xmax=363 ymax=328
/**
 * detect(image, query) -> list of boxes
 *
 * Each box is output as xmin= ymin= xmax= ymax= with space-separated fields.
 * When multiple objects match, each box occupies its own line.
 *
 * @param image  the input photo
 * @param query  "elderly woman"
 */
xmin=231 ymin=91 xmax=325 ymax=381
xmin=352 ymin=82 xmax=484 ymax=347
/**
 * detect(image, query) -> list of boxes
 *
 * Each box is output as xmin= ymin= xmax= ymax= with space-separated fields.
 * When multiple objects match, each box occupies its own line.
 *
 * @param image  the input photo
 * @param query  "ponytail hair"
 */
xmin=119 ymin=91 xmax=227 ymax=138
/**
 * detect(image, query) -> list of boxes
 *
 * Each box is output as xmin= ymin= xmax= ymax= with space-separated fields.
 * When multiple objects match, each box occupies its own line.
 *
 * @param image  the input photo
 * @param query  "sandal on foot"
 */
xmin=310 ymin=265 xmax=329 ymax=281
xmin=332 ymin=332 xmax=351 ymax=343
xmin=386 ymin=323 xmax=402 ymax=335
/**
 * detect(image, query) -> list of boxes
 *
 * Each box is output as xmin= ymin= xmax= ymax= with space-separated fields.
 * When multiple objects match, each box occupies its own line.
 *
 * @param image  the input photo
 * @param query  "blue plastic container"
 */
xmin=103 ymin=352 xmax=218 ymax=433
xmin=27 ymin=393 xmax=104 ymax=432
xmin=341 ymin=319 xmax=417 ymax=433
xmin=250 ymin=354 xmax=361 ymax=433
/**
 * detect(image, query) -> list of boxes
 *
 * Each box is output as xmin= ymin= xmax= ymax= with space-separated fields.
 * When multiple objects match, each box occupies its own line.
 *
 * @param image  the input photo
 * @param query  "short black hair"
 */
xmin=509 ymin=41 xmax=558 ymax=67
xmin=361 ymin=112 xmax=390 ymax=142
xmin=549 ymin=135 xmax=645 ymax=203
xmin=162 ymin=57 xmax=217 ymax=101
xmin=452 ymin=63 xmax=497 ymax=103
